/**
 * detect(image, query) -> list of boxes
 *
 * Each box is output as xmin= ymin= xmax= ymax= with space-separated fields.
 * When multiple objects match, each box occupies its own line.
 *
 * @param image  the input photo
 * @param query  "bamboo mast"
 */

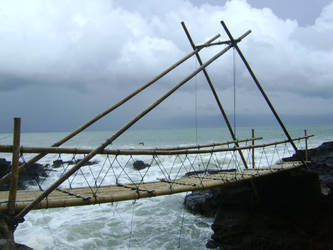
xmin=16 ymin=32 xmax=248 ymax=221
xmin=8 ymin=118 xmax=21 ymax=215
xmin=220 ymin=21 xmax=303 ymax=162
xmin=181 ymin=21 xmax=251 ymax=169
xmin=0 ymin=34 xmax=221 ymax=186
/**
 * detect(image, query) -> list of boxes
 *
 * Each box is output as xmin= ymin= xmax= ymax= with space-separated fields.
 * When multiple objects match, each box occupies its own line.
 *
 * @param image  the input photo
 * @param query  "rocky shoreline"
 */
xmin=0 ymin=158 xmax=98 ymax=250
xmin=184 ymin=141 xmax=333 ymax=250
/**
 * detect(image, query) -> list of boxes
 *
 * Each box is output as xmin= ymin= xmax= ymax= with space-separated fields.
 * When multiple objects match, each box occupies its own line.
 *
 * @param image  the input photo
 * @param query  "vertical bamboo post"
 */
xmin=8 ymin=118 xmax=21 ymax=215
xmin=252 ymin=129 xmax=255 ymax=168
xmin=304 ymin=129 xmax=308 ymax=161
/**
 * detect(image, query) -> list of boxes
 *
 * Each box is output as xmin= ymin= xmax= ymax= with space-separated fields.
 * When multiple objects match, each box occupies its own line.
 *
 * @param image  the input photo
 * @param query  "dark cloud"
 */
xmin=0 ymin=75 xmax=33 ymax=91
xmin=0 ymin=0 xmax=333 ymax=132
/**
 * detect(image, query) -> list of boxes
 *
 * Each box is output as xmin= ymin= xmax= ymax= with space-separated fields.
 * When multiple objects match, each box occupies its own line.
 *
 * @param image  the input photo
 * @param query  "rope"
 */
xmin=128 ymin=200 xmax=136 ymax=249
xmin=233 ymin=47 xmax=237 ymax=138
xmin=194 ymin=59 xmax=199 ymax=145
xmin=109 ymin=202 xmax=143 ymax=250
xmin=178 ymin=192 xmax=188 ymax=249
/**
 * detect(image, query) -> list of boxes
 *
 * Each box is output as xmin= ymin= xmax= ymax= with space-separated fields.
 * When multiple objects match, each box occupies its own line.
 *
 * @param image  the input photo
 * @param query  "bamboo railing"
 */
xmin=0 ymin=134 xmax=312 ymax=156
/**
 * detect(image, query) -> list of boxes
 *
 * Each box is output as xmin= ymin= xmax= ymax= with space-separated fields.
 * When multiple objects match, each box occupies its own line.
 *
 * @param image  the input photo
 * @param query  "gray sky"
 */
xmin=1 ymin=0 xmax=333 ymax=132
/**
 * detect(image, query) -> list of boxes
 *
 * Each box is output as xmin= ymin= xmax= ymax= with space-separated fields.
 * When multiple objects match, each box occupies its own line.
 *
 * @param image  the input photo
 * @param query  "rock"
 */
xmin=0 ymin=159 xmax=11 ymax=178
xmin=284 ymin=141 xmax=333 ymax=192
xmin=184 ymin=169 xmax=236 ymax=177
xmin=202 ymin=169 xmax=333 ymax=250
xmin=15 ymin=244 xmax=33 ymax=250
xmin=0 ymin=215 xmax=33 ymax=250
xmin=52 ymin=159 xmax=63 ymax=168
xmin=283 ymin=141 xmax=333 ymax=167
xmin=52 ymin=159 xmax=99 ymax=168
xmin=184 ymin=141 xmax=333 ymax=250
xmin=206 ymin=239 xmax=218 ymax=249
xmin=0 ymin=216 xmax=15 ymax=250
xmin=0 ymin=158 xmax=50 ymax=191
xmin=184 ymin=188 xmax=221 ymax=217
xmin=133 ymin=160 xmax=150 ymax=170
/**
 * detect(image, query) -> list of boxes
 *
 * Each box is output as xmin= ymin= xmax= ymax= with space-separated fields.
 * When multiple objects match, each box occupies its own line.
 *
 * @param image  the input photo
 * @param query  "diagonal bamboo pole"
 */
xmin=16 ymin=32 xmax=248 ymax=221
xmin=181 ymin=21 xmax=251 ymax=169
xmin=0 ymin=34 xmax=221 ymax=187
xmin=220 ymin=21 xmax=303 ymax=161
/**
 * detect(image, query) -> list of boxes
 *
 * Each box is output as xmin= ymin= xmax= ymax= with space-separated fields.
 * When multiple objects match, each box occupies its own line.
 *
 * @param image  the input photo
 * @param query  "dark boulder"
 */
xmin=184 ymin=188 xmax=223 ymax=217
xmin=133 ymin=160 xmax=150 ymax=170
xmin=0 ymin=158 xmax=50 ymax=191
xmin=52 ymin=159 xmax=98 ymax=168
xmin=184 ymin=169 xmax=236 ymax=177
xmin=205 ymin=169 xmax=333 ymax=250
xmin=0 ymin=214 xmax=33 ymax=250
xmin=0 ymin=159 xmax=11 ymax=178
xmin=284 ymin=141 xmax=333 ymax=187
xmin=184 ymin=140 xmax=333 ymax=250
xmin=283 ymin=141 xmax=333 ymax=167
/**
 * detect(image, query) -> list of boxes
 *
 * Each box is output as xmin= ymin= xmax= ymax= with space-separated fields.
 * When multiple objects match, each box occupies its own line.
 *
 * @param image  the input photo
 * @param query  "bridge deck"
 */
xmin=0 ymin=162 xmax=303 ymax=213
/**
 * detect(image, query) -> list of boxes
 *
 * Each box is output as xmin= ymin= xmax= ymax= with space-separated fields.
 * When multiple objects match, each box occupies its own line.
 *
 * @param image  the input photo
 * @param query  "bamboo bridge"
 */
xmin=0 ymin=21 xmax=310 ymax=229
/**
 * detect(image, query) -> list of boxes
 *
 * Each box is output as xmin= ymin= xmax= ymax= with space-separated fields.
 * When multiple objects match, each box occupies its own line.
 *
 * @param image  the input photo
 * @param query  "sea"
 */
xmin=0 ymin=124 xmax=332 ymax=250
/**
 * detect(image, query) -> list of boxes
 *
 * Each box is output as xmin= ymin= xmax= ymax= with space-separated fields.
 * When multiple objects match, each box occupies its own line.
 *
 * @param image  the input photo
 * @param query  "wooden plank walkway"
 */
xmin=0 ymin=162 xmax=303 ymax=213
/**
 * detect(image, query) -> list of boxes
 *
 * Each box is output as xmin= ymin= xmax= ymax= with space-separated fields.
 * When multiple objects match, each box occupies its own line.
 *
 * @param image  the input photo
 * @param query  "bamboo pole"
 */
xmin=16 ymin=32 xmax=244 ymax=221
xmin=152 ymin=137 xmax=263 ymax=151
xmin=0 ymin=34 xmax=221 ymax=187
xmin=8 ymin=118 xmax=21 ymax=215
xmin=0 ymin=134 xmax=313 ymax=156
xmin=181 ymin=21 xmax=251 ymax=169
xmin=220 ymin=21 xmax=304 ymax=166
xmin=252 ymin=129 xmax=255 ymax=168
xmin=304 ymin=129 xmax=308 ymax=161
xmin=0 ymin=137 xmax=264 ymax=153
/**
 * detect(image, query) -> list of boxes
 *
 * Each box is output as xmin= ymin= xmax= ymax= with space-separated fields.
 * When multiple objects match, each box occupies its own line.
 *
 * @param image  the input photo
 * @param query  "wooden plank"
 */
xmin=0 ymin=162 xmax=303 ymax=213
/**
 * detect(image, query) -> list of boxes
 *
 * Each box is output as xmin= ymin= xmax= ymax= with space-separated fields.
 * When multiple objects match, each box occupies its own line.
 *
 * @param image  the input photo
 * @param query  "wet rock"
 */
xmin=283 ymin=141 xmax=333 ymax=168
xmin=133 ymin=160 xmax=150 ymax=170
xmin=203 ymin=169 xmax=333 ymax=250
xmin=206 ymin=239 xmax=218 ymax=249
xmin=184 ymin=188 xmax=222 ymax=217
xmin=184 ymin=148 xmax=333 ymax=250
xmin=0 ymin=216 xmax=15 ymax=250
xmin=184 ymin=169 xmax=236 ymax=177
xmin=52 ymin=159 xmax=64 ymax=168
xmin=52 ymin=159 xmax=98 ymax=168
xmin=15 ymin=244 xmax=33 ymax=250
xmin=0 ymin=215 xmax=33 ymax=250
xmin=0 ymin=158 xmax=50 ymax=191
xmin=284 ymin=141 xmax=333 ymax=193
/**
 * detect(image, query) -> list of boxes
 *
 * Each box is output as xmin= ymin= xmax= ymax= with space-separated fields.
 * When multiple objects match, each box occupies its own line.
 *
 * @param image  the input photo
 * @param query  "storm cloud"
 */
xmin=0 ymin=0 xmax=333 ymax=132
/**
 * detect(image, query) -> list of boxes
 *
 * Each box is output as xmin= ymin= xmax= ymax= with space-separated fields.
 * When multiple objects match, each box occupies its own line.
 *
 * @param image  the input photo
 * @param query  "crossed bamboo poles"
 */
xmin=0 ymin=21 xmax=300 ymax=222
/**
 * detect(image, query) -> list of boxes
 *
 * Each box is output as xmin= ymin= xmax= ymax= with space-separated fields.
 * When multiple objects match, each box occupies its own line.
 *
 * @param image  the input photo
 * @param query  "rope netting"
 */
xmin=11 ymin=137 xmax=306 ymax=204
xmin=0 ymin=133 xmax=311 ymax=214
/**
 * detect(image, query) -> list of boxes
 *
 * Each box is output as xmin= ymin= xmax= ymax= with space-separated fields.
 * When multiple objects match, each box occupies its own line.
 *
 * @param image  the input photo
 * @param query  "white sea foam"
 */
xmin=0 ymin=125 xmax=331 ymax=249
